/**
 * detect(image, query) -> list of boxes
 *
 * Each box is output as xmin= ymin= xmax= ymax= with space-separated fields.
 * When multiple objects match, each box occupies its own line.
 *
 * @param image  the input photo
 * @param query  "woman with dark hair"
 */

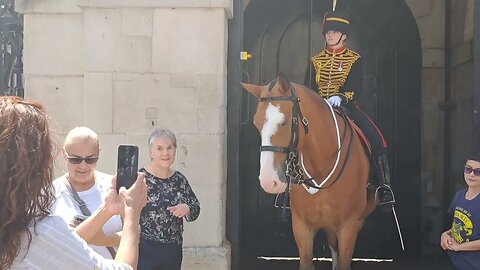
xmin=0 ymin=96 xmax=147 ymax=270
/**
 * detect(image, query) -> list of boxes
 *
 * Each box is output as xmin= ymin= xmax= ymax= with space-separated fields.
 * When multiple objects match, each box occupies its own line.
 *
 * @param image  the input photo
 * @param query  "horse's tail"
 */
xmin=362 ymin=183 xmax=377 ymax=218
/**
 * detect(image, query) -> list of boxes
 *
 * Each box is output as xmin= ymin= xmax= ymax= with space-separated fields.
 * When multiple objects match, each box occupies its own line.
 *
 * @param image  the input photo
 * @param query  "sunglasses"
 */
xmin=464 ymin=166 xmax=480 ymax=177
xmin=66 ymin=153 xmax=99 ymax=165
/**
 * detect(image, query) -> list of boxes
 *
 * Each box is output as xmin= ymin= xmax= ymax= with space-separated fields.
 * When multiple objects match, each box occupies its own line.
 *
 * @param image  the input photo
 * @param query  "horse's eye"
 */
xmin=281 ymin=121 xmax=287 ymax=127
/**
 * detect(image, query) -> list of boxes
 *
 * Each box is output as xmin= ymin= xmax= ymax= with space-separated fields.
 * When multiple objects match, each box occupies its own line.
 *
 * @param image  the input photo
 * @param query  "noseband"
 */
xmin=258 ymin=78 xmax=309 ymax=184
xmin=258 ymin=79 xmax=352 ymax=193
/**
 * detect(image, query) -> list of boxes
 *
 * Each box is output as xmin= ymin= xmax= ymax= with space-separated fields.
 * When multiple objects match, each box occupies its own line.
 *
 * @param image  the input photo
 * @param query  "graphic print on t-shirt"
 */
xmin=452 ymin=206 xmax=474 ymax=243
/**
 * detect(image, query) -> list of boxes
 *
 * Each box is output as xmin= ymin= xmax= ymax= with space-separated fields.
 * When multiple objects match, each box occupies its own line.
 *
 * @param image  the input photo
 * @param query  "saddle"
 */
xmin=347 ymin=117 xmax=372 ymax=154
xmin=334 ymin=108 xmax=392 ymax=196
xmin=334 ymin=108 xmax=372 ymax=154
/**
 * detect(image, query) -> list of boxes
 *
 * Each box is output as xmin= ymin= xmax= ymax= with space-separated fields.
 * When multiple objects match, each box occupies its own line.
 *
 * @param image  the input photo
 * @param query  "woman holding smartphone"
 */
xmin=50 ymin=127 xmax=123 ymax=259
xmin=0 ymin=96 xmax=147 ymax=270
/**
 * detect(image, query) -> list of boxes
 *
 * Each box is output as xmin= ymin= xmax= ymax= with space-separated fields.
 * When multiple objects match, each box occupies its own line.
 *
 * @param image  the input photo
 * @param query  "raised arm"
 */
xmin=75 ymin=174 xmax=147 ymax=269
xmin=75 ymin=178 xmax=123 ymax=243
xmin=115 ymin=173 xmax=148 ymax=269
xmin=88 ymin=231 xmax=122 ymax=247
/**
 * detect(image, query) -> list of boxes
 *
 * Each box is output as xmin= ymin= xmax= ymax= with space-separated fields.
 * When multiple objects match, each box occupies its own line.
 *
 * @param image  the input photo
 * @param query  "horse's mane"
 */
xmin=291 ymin=82 xmax=329 ymax=112
xmin=270 ymin=74 xmax=329 ymax=118
xmin=294 ymin=83 xmax=323 ymax=100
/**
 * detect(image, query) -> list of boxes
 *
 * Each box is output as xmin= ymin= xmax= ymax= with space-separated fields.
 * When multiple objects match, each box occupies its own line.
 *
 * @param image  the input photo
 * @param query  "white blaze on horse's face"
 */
xmin=258 ymin=103 xmax=288 ymax=194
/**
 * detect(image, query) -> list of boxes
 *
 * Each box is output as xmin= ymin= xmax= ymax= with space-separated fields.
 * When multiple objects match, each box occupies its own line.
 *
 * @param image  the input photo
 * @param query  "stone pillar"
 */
xmin=17 ymin=0 xmax=232 ymax=269
xmin=405 ymin=0 xmax=446 ymax=258
xmin=405 ymin=0 xmax=475 ymax=258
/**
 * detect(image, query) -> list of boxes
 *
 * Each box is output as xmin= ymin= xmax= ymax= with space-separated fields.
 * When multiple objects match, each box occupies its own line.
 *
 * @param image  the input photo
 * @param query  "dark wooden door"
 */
xmin=239 ymin=0 xmax=421 ymax=261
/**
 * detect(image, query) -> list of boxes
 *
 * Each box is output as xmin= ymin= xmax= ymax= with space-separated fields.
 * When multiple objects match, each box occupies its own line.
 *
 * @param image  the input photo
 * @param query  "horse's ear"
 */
xmin=240 ymin=82 xmax=263 ymax=98
xmin=277 ymin=73 xmax=290 ymax=93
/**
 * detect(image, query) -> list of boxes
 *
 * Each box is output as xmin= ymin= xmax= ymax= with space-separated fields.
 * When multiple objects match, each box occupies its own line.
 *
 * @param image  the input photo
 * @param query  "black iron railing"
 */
xmin=0 ymin=0 xmax=23 ymax=97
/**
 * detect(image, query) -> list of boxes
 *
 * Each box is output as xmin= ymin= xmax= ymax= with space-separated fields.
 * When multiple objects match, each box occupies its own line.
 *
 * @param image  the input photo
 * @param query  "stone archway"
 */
xmin=239 ymin=0 xmax=422 ymax=263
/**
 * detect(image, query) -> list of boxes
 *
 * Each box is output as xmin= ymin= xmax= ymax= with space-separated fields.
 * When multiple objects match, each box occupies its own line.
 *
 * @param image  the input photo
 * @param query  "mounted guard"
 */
xmin=305 ymin=9 xmax=395 ymax=207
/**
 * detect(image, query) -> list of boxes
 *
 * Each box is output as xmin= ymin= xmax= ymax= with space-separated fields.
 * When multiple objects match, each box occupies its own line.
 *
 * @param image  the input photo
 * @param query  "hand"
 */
xmin=449 ymin=240 xmax=462 ymax=251
xmin=103 ymin=176 xmax=123 ymax=216
xmin=69 ymin=214 xmax=87 ymax=228
xmin=69 ymin=220 xmax=80 ymax=228
xmin=167 ymin=204 xmax=190 ymax=219
xmin=119 ymin=172 xmax=148 ymax=215
xmin=440 ymin=231 xmax=453 ymax=250
xmin=327 ymin=96 xmax=342 ymax=107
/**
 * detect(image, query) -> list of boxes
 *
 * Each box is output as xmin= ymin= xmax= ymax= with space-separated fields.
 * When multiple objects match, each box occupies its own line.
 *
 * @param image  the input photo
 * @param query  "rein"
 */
xmin=259 ymin=79 xmax=309 ymax=219
xmin=260 ymin=79 xmax=309 ymax=153
xmin=300 ymin=107 xmax=354 ymax=192
xmin=258 ymin=79 xmax=354 ymax=203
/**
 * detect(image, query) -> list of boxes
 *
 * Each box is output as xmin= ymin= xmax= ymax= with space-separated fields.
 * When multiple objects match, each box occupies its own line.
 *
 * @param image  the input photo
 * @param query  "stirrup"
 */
xmin=375 ymin=184 xmax=395 ymax=206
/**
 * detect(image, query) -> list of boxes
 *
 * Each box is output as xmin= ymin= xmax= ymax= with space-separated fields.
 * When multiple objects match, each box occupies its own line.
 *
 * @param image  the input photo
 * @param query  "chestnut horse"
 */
xmin=241 ymin=74 xmax=377 ymax=270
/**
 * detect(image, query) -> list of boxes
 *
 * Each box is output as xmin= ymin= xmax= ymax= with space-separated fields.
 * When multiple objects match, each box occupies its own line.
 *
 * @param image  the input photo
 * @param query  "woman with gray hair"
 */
xmin=138 ymin=129 xmax=200 ymax=270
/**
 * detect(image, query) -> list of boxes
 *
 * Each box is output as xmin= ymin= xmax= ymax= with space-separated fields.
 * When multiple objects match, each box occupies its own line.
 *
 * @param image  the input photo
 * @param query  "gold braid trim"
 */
xmin=325 ymin=17 xmax=350 ymax=24
xmin=343 ymin=91 xmax=354 ymax=101
xmin=311 ymin=49 xmax=360 ymax=102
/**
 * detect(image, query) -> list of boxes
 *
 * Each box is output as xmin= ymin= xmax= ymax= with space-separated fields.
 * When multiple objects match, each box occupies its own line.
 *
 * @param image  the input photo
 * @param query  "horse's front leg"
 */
xmin=336 ymin=220 xmax=363 ymax=270
xmin=292 ymin=213 xmax=316 ymax=270
xmin=325 ymin=229 xmax=339 ymax=270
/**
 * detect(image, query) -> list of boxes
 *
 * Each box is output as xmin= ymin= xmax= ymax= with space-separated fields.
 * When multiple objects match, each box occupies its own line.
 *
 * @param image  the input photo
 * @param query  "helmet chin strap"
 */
xmin=329 ymin=33 xmax=345 ymax=48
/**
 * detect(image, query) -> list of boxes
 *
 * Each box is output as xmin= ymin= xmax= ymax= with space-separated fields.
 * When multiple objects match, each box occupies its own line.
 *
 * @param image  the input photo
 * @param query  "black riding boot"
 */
xmin=376 ymin=155 xmax=395 ymax=207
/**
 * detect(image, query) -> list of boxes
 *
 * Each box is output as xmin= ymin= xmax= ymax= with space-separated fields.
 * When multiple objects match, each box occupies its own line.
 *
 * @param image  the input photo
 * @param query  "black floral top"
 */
xmin=139 ymin=168 xmax=200 ymax=245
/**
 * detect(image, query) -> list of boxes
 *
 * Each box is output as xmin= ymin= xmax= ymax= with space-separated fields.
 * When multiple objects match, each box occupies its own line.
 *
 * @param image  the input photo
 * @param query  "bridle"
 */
xmin=258 ymin=78 xmax=354 ymax=219
xmin=258 ymin=78 xmax=309 ymax=186
xmin=258 ymin=78 xmax=354 ymax=191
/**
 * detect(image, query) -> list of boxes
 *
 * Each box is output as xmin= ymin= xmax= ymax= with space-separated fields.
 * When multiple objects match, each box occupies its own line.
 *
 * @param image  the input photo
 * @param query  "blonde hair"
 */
xmin=63 ymin=127 xmax=99 ymax=150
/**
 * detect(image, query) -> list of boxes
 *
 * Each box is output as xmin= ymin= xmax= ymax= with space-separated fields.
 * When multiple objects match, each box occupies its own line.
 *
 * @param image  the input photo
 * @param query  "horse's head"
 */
xmin=241 ymin=75 xmax=300 ymax=194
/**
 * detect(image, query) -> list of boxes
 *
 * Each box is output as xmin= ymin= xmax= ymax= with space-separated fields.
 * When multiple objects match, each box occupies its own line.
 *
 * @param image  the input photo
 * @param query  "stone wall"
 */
xmin=450 ymin=0 xmax=474 ymax=181
xmin=405 ymin=0 xmax=474 ymax=258
xmin=17 ymin=0 xmax=232 ymax=268
xmin=16 ymin=0 xmax=477 ymax=264
xmin=404 ymin=0 xmax=445 ymax=199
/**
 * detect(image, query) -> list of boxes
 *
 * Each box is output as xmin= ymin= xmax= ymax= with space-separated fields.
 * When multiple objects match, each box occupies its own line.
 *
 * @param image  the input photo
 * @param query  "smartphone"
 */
xmin=116 ymin=144 xmax=139 ymax=192
xmin=73 ymin=214 xmax=88 ymax=224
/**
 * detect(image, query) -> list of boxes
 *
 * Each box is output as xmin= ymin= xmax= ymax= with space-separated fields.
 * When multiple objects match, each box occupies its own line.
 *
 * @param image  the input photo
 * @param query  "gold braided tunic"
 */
xmin=310 ymin=48 xmax=361 ymax=103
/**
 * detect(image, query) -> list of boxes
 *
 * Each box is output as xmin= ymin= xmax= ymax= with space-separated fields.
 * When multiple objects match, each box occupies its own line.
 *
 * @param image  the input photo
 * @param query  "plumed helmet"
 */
xmin=322 ymin=9 xmax=351 ymax=36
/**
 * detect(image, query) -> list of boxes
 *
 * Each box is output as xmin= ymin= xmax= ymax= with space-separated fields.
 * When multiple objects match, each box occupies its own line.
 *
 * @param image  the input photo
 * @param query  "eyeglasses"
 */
xmin=464 ymin=166 xmax=480 ymax=177
xmin=66 ymin=153 xmax=99 ymax=165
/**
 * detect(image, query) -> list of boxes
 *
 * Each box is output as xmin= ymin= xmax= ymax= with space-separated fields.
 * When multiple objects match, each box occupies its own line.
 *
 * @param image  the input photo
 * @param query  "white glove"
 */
xmin=327 ymin=96 xmax=342 ymax=107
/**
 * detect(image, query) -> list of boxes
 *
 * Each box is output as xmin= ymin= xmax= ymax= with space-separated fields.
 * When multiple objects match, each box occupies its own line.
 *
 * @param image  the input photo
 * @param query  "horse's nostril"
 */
xmin=277 ymin=168 xmax=287 ymax=183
